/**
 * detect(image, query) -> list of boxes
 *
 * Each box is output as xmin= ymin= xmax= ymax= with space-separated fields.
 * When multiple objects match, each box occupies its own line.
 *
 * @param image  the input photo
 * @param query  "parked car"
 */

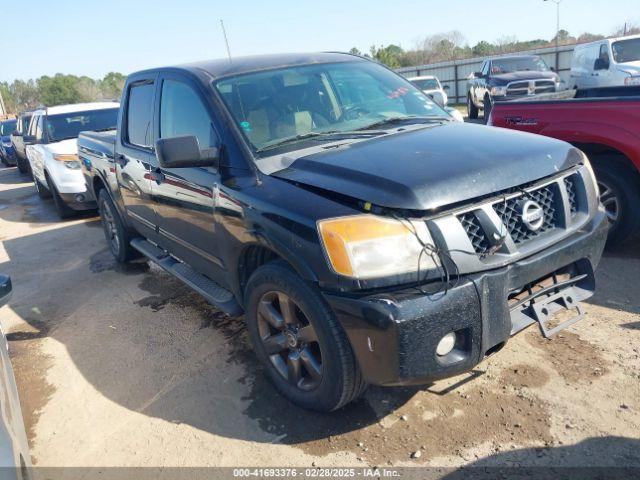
xmin=488 ymin=85 xmax=640 ymax=245
xmin=0 ymin=275 xmax=32 ymax=480
xmin=570 ymin=34 xmax=640 ymax=90
xmin=25 ymin=102 xmax=119 ymax=218
xmin=407 ymin=75 xmax=448 ymax=106
xmin=467 ymin=55 xmax=561 ymax=122
xmin=0 ymin=119 xmax=18 ymax=166
xmin=10 ymin=112 xmax=34 ymax=175
xmin=79 ymin=53 xmax=607 ymax=412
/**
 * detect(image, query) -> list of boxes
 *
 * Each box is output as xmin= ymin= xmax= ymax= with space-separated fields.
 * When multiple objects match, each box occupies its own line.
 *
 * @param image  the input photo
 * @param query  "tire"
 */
xmin=245 ymin=261 xmax=367 ymax=412
xmin=16 ymin=156 xmax=29 ymax=175
xmin=467 ymin=94 xmax=479 ymax=120
xmin=98 ymin=189 xmax=141 ymax=262
xmin=34 ymin=177 xmax=51 ymax=199
xmin=592 ymin=160 xmax=640 ymax=247
xmin=47 ymin=174 xmax=76 ymax=219
xmin=483 ymin=95 xmax=493 ymax=124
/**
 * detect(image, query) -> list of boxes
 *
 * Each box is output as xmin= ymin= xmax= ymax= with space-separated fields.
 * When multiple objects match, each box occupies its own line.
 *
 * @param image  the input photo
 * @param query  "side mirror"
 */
xmin=12 ymin=131 xmax=22 ymax=137
xmin=0 ymin=274 xmax=12 ymax=308
xmin=23 ymin=135 xmax=36 ymax=145
xmin=594 ymin=58 xmax=609 ymax=71
xmin=155 ymin=135 xmax=219 ymax=169
xmin=473 ymin=71 xmax=484 ymax=78
xmin=550 ymin=66 xmax=556 ymax=72
xmin=443 ymin=85 xmax=450 ymax=91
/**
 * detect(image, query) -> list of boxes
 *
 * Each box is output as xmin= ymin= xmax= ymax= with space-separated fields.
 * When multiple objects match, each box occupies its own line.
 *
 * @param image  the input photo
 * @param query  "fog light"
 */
xmin=75 ymin=194 xmax=85 ymax=202
xmin=436 ymin=332 xmax=456 ymax=356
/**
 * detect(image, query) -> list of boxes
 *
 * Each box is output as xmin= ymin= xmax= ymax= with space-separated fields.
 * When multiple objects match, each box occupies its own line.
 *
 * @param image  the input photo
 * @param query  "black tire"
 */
xmin=483 ymin=95 xmax=493 ymax=124
xmin=98 ymin=189 xmax=140 ymax=262
xmin=34 ymin=177 xmax=51 ymax=199
xmin=592 ymin=160 xmax=640 ymax=247
xmin=245 ymin=261 xmax=367 ymax=412
xmin=47 ymin=174 xmax=75 ymax=219
xmin=467 ymin=94 xmax=479 ymax=120
xmin=16 ymin=156 xmax=29 ymax=175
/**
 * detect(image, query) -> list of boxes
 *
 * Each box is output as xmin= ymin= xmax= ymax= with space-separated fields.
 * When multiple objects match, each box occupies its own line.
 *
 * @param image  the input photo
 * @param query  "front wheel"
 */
xmin=34 ymin=177 xmax=51 ymax=199
xmin=245 ymin=261 xmax=367 ymax=412
xmin=467 ymin=94 xmax=479 ymax=119
xmin=483 ymin=95 xmax=493 ymax=124
xmin=16 ymin=156 xmax=29 ymax=175
xmin=47 ymin=175 xmax=75 ymax=219
xmin=593 ymin=162 xmax=640 ymax=247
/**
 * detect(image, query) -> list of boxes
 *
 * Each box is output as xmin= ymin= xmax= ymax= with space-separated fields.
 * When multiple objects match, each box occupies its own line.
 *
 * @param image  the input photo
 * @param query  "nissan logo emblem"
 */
xmin=521 ymin=200 xmax=544 ymax=231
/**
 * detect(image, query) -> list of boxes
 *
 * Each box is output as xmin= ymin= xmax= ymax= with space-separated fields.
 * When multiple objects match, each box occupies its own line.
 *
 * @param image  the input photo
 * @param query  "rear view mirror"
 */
xmin=155 ymin=135 xmax=219 ymax=169
xmin=594 ymin=58 xmax=609 ymax=71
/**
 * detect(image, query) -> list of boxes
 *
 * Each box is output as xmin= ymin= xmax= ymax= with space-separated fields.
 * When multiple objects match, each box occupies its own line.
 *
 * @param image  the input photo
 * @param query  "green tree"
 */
xmin=37 ymin=74 xmax=86 ymax=106
xmin=100 ymin=72 xmax=126 ymax=101
xmin=348 ymin=47 xmax=362 ymax=56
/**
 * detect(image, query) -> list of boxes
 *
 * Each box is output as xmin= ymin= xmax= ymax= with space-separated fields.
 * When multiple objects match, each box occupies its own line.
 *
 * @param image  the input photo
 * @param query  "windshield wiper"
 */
xmin=356 ymin=116 xmax=449 ymax=131
xmin=255 ymin=130 xmax=384 ymax=153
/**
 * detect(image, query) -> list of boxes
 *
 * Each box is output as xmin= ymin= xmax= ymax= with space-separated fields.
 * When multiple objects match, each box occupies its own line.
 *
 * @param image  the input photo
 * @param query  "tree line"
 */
xmin=356 ymin=24 xmax=639 ymax=68
xmin=2 ymin=24 xmax=638 ymax=113
xmin=0 ymin=72 xmax=126 ymax=114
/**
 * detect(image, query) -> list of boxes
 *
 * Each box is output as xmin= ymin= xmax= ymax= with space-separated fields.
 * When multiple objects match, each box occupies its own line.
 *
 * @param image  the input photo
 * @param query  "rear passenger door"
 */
xmin=151 ymin=72 xmax=225 ymax=284
xmin=116 ymin=75 xmax=159 ymax=241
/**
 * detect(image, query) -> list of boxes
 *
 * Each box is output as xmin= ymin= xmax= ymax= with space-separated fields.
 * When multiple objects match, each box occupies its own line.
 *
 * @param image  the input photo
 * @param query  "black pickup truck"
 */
xmin=467 ymin=55 xmax=561 ymax=122
xmin=78 ymin=52 xmax=608 ymax=411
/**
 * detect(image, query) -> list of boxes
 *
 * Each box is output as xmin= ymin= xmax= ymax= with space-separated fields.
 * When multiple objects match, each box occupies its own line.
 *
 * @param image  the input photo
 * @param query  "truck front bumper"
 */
xmin=323 ymin=211 xmax=609 ymax=386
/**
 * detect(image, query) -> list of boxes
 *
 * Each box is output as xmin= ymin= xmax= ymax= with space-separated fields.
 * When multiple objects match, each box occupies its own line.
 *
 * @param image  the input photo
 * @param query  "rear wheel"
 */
xmin=98 ymin=189 xmax=140 ymax=262
xmin=592 ymin=161 xmax=640 ymax=246
xmin=245 ymin=261 xmax=367 ymax=412
xmin=467 ymin=94 xmax=479 ymax=120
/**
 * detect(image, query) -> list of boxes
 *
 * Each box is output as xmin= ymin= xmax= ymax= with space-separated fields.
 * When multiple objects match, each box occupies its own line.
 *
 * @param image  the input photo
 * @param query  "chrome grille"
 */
xmin=459 ymin=212 xmax=491 ymax=258
xmin=506 ymin=79 xmax=557 ymax=97
xmin=493 ymin=184 xmax=559 ymax=244
xmin=564 ymin=176 xmax=578 ymax=216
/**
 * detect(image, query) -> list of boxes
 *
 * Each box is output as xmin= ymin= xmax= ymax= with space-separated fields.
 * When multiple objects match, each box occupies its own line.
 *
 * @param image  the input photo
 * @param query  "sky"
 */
xmin=1 ymin=0 xmax=638 ymax=83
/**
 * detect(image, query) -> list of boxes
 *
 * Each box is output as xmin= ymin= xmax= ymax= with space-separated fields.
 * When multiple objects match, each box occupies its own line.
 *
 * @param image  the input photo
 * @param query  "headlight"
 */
xmin=624 ymin=76 xmax=640 ymax=86
xmin=54 ymin=154 xmax=81 ymax=170
xmin=317 ymin=215 xmax=439 ymax=279
xmin=490 ymin=86 xmax=508 ymax=96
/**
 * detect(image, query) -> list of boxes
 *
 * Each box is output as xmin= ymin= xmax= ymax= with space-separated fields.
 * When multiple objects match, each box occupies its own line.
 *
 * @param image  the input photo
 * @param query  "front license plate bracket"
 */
xmin=530 ymin=288 xmax=585 ymax=338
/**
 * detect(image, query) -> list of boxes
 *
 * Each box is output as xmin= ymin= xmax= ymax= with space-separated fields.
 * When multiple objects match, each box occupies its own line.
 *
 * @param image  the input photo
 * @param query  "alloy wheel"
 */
xmin=101 ymin=201 xmax=121 ymax=255
xmin=257 ymin=291 xmax=322 ymax=391
xmin=598 ymin=179 xmax=620 ymax=224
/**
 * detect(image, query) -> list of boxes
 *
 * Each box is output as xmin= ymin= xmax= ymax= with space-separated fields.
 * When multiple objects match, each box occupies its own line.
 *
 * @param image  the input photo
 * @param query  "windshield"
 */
xmin=411 ymin=78 xmax=440 ymax=90
xmin=0 ymin=120 xmax=17 ymax=136
xmin=491 ymin=57 xmax=550 ymax=74
xmin=612 ymin=38 xmax=640 ymax=63
xmin=215 ymin=61 xmax=448 ymax=154
xmin=45 ymin=108 xmax=119 ymax=142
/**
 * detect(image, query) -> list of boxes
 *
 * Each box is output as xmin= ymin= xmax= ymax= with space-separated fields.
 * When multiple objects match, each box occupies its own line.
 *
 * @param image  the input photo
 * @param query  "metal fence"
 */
xmin=396 ymin=44 xmax=578 ymax=105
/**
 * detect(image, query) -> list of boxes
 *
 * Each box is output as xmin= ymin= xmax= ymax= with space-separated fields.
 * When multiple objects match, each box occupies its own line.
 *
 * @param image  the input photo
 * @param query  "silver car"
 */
xmin=0 ymin=275 xmax=31 ymax=480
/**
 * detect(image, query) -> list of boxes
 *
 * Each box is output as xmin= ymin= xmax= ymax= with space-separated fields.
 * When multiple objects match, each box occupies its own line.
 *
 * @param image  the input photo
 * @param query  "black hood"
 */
xmin=491 ymin=70 xmax=559 ymax=85
xmin=273 ymin=123 xmax=582 ymax=211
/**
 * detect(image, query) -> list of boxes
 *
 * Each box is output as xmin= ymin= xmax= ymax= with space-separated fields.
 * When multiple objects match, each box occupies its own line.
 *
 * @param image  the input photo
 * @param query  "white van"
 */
xmin=570 ymin=34 xmax=640 ymax=90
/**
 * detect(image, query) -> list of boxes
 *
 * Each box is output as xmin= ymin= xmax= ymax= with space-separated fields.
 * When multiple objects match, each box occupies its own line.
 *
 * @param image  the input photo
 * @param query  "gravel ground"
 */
xmin=0 ymin=164 xmax=638 ymax=475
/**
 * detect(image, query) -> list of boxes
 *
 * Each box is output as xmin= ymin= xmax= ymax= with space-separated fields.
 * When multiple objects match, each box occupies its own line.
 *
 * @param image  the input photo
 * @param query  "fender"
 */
xmin=538 ymin=121 xmax=640 ymax=170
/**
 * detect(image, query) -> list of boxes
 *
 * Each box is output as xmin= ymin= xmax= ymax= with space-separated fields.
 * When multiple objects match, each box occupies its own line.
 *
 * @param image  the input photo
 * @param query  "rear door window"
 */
xmin=126 ymin=82 xmax=155 ymax=148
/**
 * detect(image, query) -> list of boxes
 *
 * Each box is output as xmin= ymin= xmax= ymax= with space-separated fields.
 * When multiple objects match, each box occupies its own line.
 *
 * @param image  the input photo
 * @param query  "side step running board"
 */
xmin=131 ymin=238 xmax=243 ymax=316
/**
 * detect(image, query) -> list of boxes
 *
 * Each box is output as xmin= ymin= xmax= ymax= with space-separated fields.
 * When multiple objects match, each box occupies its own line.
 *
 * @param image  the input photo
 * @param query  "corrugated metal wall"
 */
xmin=396 ymin=44 xmax=577 ymax=104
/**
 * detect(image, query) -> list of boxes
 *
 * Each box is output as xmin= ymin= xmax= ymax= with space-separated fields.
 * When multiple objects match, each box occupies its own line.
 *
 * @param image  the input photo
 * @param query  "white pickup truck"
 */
xmin=25 ymin=102 xmax=119 ymax=218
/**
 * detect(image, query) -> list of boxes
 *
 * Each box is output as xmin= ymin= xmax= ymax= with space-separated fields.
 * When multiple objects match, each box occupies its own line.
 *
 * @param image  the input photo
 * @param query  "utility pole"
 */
xmin=544 ymin=0 xmax=562 ymax=70
xmin=0 ymin=89 xmax=6 ymax=117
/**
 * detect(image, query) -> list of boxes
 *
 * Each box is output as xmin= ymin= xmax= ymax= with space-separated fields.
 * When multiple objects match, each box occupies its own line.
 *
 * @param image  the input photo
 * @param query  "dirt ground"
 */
xmin=0 ymin=165 xmax=639 ymax=473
